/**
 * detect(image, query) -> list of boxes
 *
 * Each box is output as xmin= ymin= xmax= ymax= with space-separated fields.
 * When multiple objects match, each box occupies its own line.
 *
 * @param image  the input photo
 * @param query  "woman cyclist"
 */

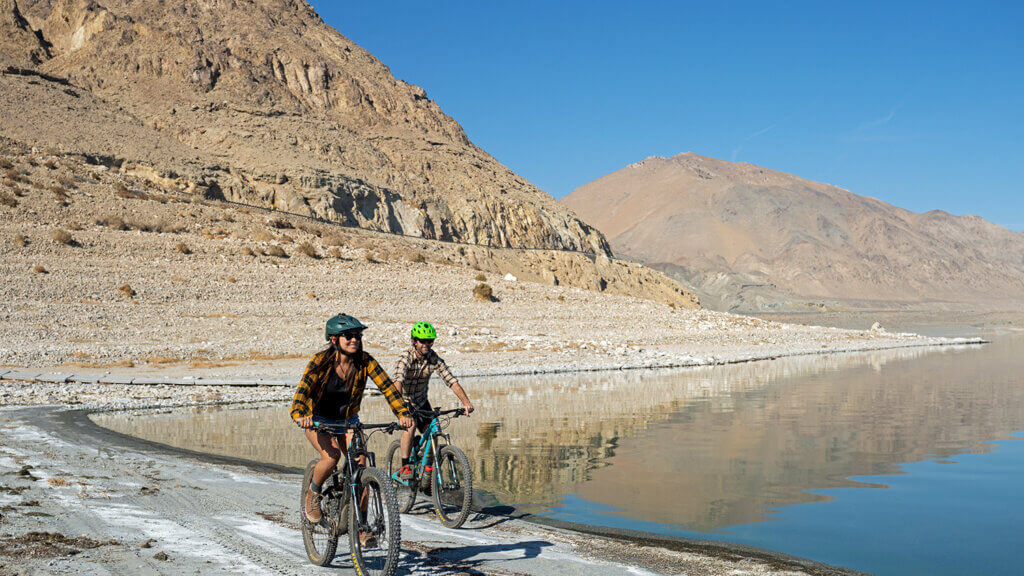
xmin=291 ymin=313 xmax=413 ymax=537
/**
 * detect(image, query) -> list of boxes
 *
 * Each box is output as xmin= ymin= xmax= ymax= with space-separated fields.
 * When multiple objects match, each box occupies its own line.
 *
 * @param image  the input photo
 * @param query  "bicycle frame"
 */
xmin=393 ymin=410 xmax=459 ymax=486
xmin=313 ymin=420 xmax=388 ymax=534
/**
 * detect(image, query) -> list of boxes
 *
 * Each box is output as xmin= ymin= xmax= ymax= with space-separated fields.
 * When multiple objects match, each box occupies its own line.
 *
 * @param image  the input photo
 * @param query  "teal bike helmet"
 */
xmin=325 ymin=313 xmax=367 ymax=340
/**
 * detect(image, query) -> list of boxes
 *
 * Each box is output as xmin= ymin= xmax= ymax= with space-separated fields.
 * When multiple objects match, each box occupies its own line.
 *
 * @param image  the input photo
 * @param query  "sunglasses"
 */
xmin=339 ymin=331 xmax=364 ymax=340
xmin=414 ymin=338 xmax=435 ymax=344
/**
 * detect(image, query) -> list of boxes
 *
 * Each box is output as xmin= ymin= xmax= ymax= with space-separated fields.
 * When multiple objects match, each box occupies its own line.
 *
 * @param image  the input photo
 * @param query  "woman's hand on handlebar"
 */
xmin=296 ymin=416 xmax=314 ymax=429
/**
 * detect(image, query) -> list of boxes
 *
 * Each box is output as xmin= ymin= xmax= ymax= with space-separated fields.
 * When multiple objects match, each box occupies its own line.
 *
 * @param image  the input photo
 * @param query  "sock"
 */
xmin=310 ymin=481 xmax=322 ymax=494
xmin=401 ymin=458 xmax=411 ymax=466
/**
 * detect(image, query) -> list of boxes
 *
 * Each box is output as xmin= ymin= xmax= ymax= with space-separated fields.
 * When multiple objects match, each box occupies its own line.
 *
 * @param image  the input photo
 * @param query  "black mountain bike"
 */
xmin=385 ymin=407 xmax=473 ymax=528
xmin=299 ymin=417 xmax=402 ymax=575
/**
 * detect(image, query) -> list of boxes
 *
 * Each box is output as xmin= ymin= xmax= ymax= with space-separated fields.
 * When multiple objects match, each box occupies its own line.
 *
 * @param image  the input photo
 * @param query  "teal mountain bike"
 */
xmin=385 ymin=407 xmax=473 ymax=528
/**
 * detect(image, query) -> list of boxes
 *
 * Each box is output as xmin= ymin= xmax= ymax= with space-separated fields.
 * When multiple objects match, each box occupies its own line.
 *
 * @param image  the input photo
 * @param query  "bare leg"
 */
xmin=303 ymin=429 xmax=346 ymax=521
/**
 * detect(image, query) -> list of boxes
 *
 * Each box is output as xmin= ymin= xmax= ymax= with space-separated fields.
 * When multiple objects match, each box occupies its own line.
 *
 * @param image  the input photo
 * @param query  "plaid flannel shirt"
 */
xmin=392 ymin=346 xmax=458 ymax=410
xmin=290 ymin=348 xmax=409 ymax=421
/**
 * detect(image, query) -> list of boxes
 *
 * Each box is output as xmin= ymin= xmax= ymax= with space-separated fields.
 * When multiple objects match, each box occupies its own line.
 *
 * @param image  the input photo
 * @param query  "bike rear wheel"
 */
xmin=385 ymin=439 xmax=417 ymax=513
xmin=431 ymin=445 xmax=473 ymax=528
xmin=349 ymin=467 xmax=401 ymax=576
xmin=301 ymin=459 xmax=340 ymax=565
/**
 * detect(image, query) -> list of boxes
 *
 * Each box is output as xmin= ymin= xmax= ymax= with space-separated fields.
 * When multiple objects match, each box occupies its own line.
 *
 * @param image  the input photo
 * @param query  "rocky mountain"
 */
xmin=562 ymin=153 xmax=1024 ymax=312
xmin=1 ymin=0 xmax=609 ymax=254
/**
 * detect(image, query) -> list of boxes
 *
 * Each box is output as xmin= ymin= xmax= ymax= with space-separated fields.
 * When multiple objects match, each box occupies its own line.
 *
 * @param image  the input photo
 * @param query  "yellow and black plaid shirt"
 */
xmin=290 ymin=348 xmax=410 ymax=421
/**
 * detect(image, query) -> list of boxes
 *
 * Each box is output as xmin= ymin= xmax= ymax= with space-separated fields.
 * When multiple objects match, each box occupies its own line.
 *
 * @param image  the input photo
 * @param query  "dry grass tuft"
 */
xmin=475 ymin=273 xmax=487 ymax=282
xmin=174 ymin=242 xmax=191 ymax=255
xmin=265 ymin=245 xmax=287 ymax=258
xmin=33 ymin=265 xmax=48 ymax=274
xmin=96 ymin=215 xmax=129 ymax=230
xmin=410 ymin=252 xmax=427 ymax=263
xmin=253 ymin=230 xmax=275 ymax=242
xmin=240 ymin=246 xmax=255 ymax=257
xmin=328 ymin=247 xmax=343 ymax=259
xmin=473 ymin=283 xmax=495 ymax=302
xmin=364 ymin=251 xmax=378 ymax=264
xmin=114 ymin=182 xmax=132 ymax=198
xmin=50 ymin=229 xmax=74 ymax=245
xmin=324 ymin=234 xmax=345 ymax=246
xmin=47 ymin=477 xmax=70 ymax=487
xmin=296 ymin=241 xmax=318 ymax=258
xmin=0 ymin=158 xmax=13 ymax=169
xmin=118 ymin=284 xmax=135 ymax=298
xmin=0 ymin=191 xmax=17 ymax=208
xmin=268 ymin=217 xmax=293 ymax=229
xmin=13 ymin=233 xmax=27 ymax=247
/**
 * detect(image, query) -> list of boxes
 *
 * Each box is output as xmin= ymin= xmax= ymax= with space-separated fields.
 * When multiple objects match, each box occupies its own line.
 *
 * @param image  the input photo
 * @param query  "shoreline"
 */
xmin=0 ymin=404 xmax=868 ymax=576
xmin=0 ymin=335 xmax=986 ymax=388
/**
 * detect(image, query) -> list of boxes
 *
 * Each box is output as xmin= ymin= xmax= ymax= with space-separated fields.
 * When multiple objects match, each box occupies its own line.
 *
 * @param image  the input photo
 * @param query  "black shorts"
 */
xmin=411 ymin=401 xmax=432 ymax=434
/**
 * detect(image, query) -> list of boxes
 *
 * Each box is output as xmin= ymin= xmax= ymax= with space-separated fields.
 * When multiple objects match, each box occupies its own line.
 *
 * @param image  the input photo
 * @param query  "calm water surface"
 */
xmin=93 ymin=335 xmax=1024 ymax=576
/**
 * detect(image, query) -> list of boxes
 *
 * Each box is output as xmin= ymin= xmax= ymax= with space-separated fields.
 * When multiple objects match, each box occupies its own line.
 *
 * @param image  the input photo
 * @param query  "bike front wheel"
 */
xmin=385 ymin=439 xmax=417 ymax=513
xmin=349 ymin=467 xmax=401 ymax=576
xmin=431 ymin=445 xmax=473 ymax=528
xmin=301 ymin=459 xmax=339 ymax=566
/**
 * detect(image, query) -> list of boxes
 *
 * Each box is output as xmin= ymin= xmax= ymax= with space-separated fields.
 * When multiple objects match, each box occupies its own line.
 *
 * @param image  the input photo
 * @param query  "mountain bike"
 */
xmin=385 ymin=407 xmax=473 ymax=528
xmin=299 ymin=417 xmax=402 ymax=575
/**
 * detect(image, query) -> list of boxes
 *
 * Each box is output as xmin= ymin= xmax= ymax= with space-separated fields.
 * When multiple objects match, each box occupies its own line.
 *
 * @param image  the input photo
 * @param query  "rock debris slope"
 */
xmin=1 ymin=0 xmax=608 ymax=254
xmin=563 ymin=153 xmax=1024 ymax=312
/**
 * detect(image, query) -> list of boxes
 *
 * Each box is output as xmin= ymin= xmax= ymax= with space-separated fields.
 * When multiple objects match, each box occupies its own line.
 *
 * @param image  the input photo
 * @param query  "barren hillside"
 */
xmin=563 ymin=153 xmax=1024 ymax=312
xmin=1 ymin=0 xmax=608 ymax=253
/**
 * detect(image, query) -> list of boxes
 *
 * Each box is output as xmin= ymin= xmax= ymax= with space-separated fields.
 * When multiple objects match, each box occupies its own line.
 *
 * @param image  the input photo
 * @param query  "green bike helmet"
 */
xmin=325 ymin=313 xmax=367 ymax=340
xmin=410 ymin=321 xmax=437 ymax=340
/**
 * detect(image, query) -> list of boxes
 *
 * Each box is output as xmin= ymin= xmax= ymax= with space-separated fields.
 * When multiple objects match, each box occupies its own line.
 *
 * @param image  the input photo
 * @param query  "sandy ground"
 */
xmin=0 ymin=402 xmax=867 ymax=576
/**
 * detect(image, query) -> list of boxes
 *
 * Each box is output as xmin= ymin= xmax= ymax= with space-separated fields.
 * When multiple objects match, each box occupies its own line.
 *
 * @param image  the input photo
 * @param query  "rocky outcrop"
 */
xmin=3 ymin=0 xmax=610 ymax=255
xmin=0 ymin=0 xmax=50 ymax=66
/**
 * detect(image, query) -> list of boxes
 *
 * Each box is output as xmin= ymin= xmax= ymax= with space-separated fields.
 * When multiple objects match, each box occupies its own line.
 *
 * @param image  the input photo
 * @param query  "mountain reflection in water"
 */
xmin=92 ymin=337 xmax=1024 ymax=533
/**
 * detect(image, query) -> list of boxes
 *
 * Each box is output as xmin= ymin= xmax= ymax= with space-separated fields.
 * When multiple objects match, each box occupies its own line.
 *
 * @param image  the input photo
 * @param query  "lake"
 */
xmin=93 ymin=334 xmax=1024 ymax=576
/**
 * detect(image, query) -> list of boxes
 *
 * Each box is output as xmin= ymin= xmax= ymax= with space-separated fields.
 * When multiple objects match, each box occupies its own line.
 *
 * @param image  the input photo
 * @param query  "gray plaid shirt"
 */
xmin=392 ymin=346 xmax=457 ymax=409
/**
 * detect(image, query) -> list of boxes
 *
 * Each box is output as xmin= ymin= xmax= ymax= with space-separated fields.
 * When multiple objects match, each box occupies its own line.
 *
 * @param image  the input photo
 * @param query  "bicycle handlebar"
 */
xmin=410 ymin=407 xmax=466 ymax=418
xmin=298 ymin=417 xmax=402 ymax=434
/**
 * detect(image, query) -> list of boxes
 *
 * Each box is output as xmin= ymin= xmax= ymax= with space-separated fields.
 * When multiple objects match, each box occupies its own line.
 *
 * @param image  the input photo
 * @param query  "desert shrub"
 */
xmin=57 ymin=175 xmax=76 ymax=189
xmin=410 ymin=252 xmax=426 ymax=263
xmin=175 ymin=242 xmax=191 ymax=254
xmin=96 ymin=215 xmax=129 ymax=230
xmin=328 ymin=247 xmax=343 ymax=259
xmin=324 ymin=234 xmax=345 ymax=246
xmin=42 ymin=159 xmax=57 ymax=170
xmin=10 ymin=185 xmax=24 ymax=197
xmin=0 ymin=191 xmax=17 ymax=208
xmin=48 ymin=184 xmax=67 ymax=196
xmin=66 ymin=221 xmax=83 ymax=231
xmin=266 ymin=245 xmax=287 ymax=258
xmin=114 ymin=182 xmax=133 ymax=198
xmin=253 ymin=230 xmax=275 ymax=242
xmin=4 ymin=168 xmax=22 ymax=181
xmin=50 ymin=229 xmax=74 ymax=245
xmin=118 ymin=283 xmax=135 ymax=298
xmin=268 ymin=217 xmax=293 ymax=229
xmin=157 ymin=220 xmax=186 ymax=234
xmin=240 ymin=246 xmax=255 ymax=257
xmin=0 ymin=158 xmax=12 ymax=169
xmin=13 ymin=234 xmax=27 ymax=247
xmin=33 ymin=265 xmax=48 ymax=274
xmin=279 ymin=233 xmax=295 ymax=244
xmin=475 ymin=273 xmax=487 ymax=282
xmin=363 ymin=251 xmax=377 ymax=264
xmin=296 ymin=241 xmax=318 ymax=258
xmin=473 ymin=283 xmax=494 ymax=302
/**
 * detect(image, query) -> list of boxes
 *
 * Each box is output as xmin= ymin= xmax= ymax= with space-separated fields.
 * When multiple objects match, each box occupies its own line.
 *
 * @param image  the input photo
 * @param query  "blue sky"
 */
xmin=309 ymin=1 xmax=1024 ymax=232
